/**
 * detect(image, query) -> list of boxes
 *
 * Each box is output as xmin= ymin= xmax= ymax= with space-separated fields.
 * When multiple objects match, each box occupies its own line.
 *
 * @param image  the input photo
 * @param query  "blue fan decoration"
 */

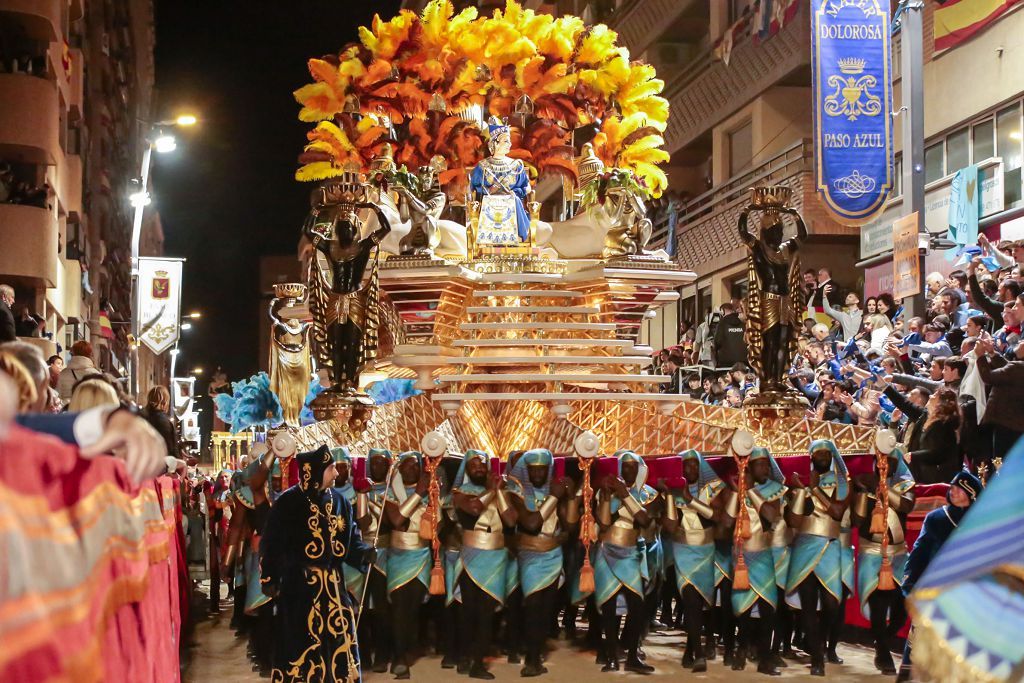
xmin=300 ymin=376 xmax=327 ymax=426
xmin=214 ymin=372 xmax=284 ymax=433
xmin=367 ymin=378 xmax=422 ymax=405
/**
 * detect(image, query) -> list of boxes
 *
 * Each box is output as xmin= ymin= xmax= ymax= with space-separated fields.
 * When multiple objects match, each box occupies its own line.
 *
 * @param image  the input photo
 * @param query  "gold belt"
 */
xmin=742 ymin=531 xmax=772 ymax=553
xmin=859 ymin=539 xmax=906 ymax=557
xmin=800 ymin=515 xmax=841 ymax=539
xmin=373 ymin=532 xmax=391 ymax=548
xmin=771 ymin=527 xmax=793 ymax=548
xmin=516 ymin=534 xmax=561 ymax=552
xmin=601 ymin=526 xmax=639 ymax=547
xmin=327 ymin=290 xmax=366 ymax=327
xmin=390 ymin=530 xmax=429 ymax=550
xmin=462 ymin=530 xmax=506 ymax=550
xmin=671 ymin=528 xmax=714 ymax=546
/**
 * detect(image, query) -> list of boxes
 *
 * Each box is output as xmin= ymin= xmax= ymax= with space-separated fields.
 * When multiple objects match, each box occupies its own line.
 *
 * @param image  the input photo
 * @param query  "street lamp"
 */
xmin=187 ymin=311 xmax=202 ymax=319
xmin=180 ymin=322 xmax=193 ymax=331
xmin=128 ymin=112 xmax=198 ymax=399
xmin=191 ymin=367 xmax=204 ymax=376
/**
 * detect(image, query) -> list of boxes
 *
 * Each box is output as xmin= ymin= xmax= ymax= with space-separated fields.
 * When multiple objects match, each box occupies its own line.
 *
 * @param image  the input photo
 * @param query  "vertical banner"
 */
xmin=138 ymin=257 xmax=183 ymax=354
xmin=812 ymin=0 xmax=893 ymax=224
xmin=892 ymin=213 xmax=921 ymax=300
xmin=948 ymin=164 xmax=980 ymax=247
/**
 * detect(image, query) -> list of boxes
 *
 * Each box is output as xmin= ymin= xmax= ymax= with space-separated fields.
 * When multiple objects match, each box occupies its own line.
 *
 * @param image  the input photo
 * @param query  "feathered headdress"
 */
xmin=213 ymin=372 xmax=284 ymax=433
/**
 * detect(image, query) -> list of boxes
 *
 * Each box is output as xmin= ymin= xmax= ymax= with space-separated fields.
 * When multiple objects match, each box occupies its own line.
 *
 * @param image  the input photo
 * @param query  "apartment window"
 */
xmin=728 ymin=121 xmax=753 ymax=178
xmin=924 ymin=142 xmax=944 ymax=183
xmin=892 ymin=155 xmax=903 ymax=198
xmin=997 ymin=103 xmax=1022 ymax=205
xmin=973 ymin=119 xmax=995 ymax=162
xmin=698 ymin=286 xmax=713 ymax=320
xmin=946 ymin=127 xmax=969 ymax=174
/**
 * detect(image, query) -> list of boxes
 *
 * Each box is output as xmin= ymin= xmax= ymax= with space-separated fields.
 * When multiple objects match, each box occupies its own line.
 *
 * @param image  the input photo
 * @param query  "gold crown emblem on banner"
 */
xmin=155 ymin=270 xmax=168 ymax=278
xmin=838 ymin=57 xmax=866 ymax=75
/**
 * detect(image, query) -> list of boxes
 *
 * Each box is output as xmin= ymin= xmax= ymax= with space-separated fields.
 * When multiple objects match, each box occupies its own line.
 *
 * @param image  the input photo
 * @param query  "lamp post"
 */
xmin=128 ymin=114 xmax=197 ymax=399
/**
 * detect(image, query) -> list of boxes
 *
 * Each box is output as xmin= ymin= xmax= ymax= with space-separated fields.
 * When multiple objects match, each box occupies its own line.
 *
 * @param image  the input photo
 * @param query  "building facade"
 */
xmin=0 ymin=0 xmax=165 ymax=393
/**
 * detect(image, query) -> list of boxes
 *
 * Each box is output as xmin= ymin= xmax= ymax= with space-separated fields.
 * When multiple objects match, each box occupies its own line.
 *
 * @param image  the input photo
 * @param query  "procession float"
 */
xmin=212 ymin=0 xmax=942 ymax=640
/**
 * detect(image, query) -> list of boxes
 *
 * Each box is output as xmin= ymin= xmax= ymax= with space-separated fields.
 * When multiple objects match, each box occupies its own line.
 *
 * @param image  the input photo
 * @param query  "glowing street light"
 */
xmin=180 ymin=322 xmax=192 ymax=331
xmin=129 ymin=190 xmax=151 ymax=208
xmin=191 ymin=367 xmax=204 ymax=375
xmin=175 ymin=114 xmax=198 ymax=126
xmin=154 ymin=134 xmax=177 ymax=154
xmin=187 ymin=311 xmax=202 ymax=319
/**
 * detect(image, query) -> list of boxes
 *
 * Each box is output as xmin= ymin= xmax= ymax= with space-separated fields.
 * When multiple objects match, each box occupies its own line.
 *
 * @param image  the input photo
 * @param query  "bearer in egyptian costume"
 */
xmin=728 ymin=447 xmax=786 ymax=676
xmin=352 ymin=448 xmax=393 ymax=674
xmin=268 ymin=285 xmax=312 ymax=426
xmin=591 ymin=450 xmax=658 ymax=674
xmin=507 ymin=448 xmax=579 ymax=677
xmin=381 ymin=451 xmax=431 ymax=679
xmin=852 ymin=441 xmax=915 ymax=675
xmin=662 ymin=449 xmax=726 ymax=673
xmin=330 ymin=448 xmax=366 ymax=601
xmin=451 ymin=449 xmax=518 ymax=680
xmin=783 ymin=439 xmax=850 ymax=677
xmin=259 ymin=445 xmax=371 ymax=683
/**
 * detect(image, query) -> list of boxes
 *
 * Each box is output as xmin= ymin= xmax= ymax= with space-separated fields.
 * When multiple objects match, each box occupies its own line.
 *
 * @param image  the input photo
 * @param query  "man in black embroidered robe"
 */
xmin=261 ymin=445 xmax=372 ymax=682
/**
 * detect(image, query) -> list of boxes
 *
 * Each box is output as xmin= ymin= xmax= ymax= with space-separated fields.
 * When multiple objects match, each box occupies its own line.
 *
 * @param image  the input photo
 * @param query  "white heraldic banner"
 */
xmin=138 ymin=257 xmax=183 ymax=354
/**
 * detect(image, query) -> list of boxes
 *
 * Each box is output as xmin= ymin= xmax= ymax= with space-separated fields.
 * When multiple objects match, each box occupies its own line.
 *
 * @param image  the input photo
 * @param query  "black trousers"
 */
xmin=600 ymin=588 xmax=645 ymax=657
xmin=867 ymin=589 xmax=907 ymax=650
xmin=461 ymin=573 xmax=499 ymax=666
xmin=771 ymin=587 xmax=794 ymax=655
xmin=523 ymin=584 xmax=558 ymax=665
xmin=441 ymin=600 xmax=463 ymax=662
xmin=362 ymin=570 xmax=390 ymax=665
xmin=390 ymin=579 xmax=427 ymax=666
xmin=796 ymin=577 xmax=840 ymax=667
xmin=737 ymin=599 xmax=775 ymax=665
xmin=711 ymin=579 xmax=735 ymax=654
xmin=681 ymin=585 xmax=706 ymax=656
xmin=505 ymin=585 xmax=524 ymax=657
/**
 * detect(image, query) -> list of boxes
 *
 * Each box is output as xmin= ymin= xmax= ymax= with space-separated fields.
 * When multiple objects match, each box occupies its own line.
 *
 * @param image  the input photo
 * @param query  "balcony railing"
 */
xmin=0 ymin=73 xmax=60 ymax=165
xmin=0 ymin=0 xmax=61 ymax=43
xmin=607 ymin=0 xmax=696 ymax=57
xmin=0 ymin=203 xmax=59 ymax=287
xmin=653 ymin=139 xmax=824 ymax=275
xmin=661 ymin=5 xmax=809 ymax=154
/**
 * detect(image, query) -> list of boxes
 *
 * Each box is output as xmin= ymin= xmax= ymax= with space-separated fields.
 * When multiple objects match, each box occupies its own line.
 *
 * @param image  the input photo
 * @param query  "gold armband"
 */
xmin=665 ymin=495 xmax=678 ymax=521
xmin=496 ymin=490 xmax=511 ymax=515
xmin=790 ymin=487 xmax=809 ymax=513
xmin=538 ymin=495 xmax=559 ymax=520
xmin=398 ymin=494 xmax=422 ymax=519
xmin=853 ymin=492 xmax=871 ymax=518
xmin=811 ymin=487 xmax=832 ymax=508
xmin=356 ymin=491 xmax=369 ymax=520
xmin=886 ymin=489 xmax=906 ymax=508
xmin=223 ymin=543 xmax=237 ymax=567
xmin=688 ymin=499 xmax=714 ymax=519
xmin=564 ymin=498 xmax=580 ymax=524
xmin=478 ymin=490 xmax=496 ymax=508
xmin=623 ymin=494 xmax=644 ymax=517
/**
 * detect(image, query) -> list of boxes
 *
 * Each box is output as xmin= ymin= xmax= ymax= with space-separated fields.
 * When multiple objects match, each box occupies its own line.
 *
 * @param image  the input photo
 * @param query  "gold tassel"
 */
xmin=418 ymin=507 xmax=435 ymax=540
xmin=737 ymin=511 xmax=752 ymax=540
xmin=870 ymin=504 xmax=887 ymax=535
xmin=429 ymin=562 xmax=445 ymax=596
xmin=578 ymin=556 xmax=595 ymax=594
xmin=733 ymin=553 xmax=751 ymax=591
xmin=878 ymin=555 xmax=896 ymax=591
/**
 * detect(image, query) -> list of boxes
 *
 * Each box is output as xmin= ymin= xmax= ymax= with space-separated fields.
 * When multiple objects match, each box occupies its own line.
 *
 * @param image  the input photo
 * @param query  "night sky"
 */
xmin=152 ymin=2 xmax=401 ymax=407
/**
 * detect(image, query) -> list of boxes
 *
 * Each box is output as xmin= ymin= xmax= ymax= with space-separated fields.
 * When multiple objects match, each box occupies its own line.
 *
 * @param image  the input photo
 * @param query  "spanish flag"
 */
xmin=98 ymin=309 xmax=114 ymax=339
xmin=934 ymin=0 xmax=1022 ymax=51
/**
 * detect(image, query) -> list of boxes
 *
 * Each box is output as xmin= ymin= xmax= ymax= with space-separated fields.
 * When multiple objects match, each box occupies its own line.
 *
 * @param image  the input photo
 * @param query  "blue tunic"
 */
xmin=470 ymin=157 xmax=531 ymax=242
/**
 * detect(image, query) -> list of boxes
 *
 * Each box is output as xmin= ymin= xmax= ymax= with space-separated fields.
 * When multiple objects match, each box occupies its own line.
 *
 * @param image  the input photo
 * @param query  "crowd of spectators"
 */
xmin=653 ymin=235 xmax=1024 ymax=482
xmin=0 ymin=163 xmax=53 ymax=209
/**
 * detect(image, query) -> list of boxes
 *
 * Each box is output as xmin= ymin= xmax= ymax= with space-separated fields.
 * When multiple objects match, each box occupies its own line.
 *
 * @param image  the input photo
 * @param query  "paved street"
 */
xmin=184 ymin=589 xmax=893 ymax=682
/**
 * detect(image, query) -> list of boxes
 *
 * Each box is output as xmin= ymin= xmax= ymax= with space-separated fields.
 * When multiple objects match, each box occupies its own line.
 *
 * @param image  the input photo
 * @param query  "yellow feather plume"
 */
xmin=576 ymin=24 xmax=618 ymax=65
xmin=295 ymin=161 xmax=345 ymax=182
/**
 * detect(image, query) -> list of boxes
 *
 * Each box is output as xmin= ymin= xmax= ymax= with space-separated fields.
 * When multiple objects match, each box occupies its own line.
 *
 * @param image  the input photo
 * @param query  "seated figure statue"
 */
xmin=469 ymin=118 xmax=533 ymax=248
xmin=545 ymin=144 xmax=654 ymax=259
